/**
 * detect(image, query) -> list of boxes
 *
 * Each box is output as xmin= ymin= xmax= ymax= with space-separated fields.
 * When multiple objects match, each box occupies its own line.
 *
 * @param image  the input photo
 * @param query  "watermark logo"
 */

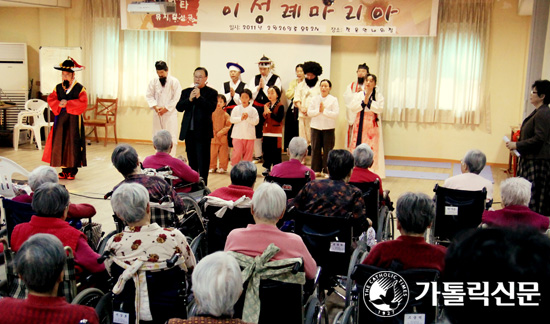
xmin=363 ymin=271 xmax=409 ymax=317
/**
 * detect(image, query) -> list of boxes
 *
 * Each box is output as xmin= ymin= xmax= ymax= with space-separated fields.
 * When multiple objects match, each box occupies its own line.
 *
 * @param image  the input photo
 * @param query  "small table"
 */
xmin=0 ymin=103 xmax=16 ymax=130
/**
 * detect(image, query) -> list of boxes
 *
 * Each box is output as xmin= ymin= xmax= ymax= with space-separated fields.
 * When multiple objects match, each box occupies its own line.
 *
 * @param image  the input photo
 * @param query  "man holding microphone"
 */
xmin=177 ymin=67 xmax=218 ymax=185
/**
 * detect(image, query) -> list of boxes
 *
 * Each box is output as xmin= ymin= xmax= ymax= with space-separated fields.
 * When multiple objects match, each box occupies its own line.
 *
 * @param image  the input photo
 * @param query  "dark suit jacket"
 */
xmin=176 ymin=85 xmax=218 ymax=141
xmin=517 ymin=104 xmax=550 ymax=159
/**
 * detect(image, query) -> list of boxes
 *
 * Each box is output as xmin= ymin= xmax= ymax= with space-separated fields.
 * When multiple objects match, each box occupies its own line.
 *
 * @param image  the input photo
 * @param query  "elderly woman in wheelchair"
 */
xmin=12 ymin=165 xmax=96 ymax=227
xmin=0 ymin=234 xmax=100 ymax=324
xmin=102 ymin=183 xmax=196 ymax=323
xmin=362 ymin=192 xmax=446 ymax=272
xmin=224 ymin=182 xmax=317 ymax=280
xmin=168 ymin=252 xmax=247 ymax=324
xmin=142 ymin=130 xmax=200 ymax=193
xmin=11 ymin=183 xmax=105 ymax=276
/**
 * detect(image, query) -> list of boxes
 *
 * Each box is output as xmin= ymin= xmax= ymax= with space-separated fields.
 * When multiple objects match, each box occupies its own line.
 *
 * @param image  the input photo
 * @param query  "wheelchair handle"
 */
xmin=97 ymin=249 xmax=112 ymax=264
xmin=159 ymin=195 xmax=171 ymax=204
xmin=104 ymin=191 xmax=113 ymax=200
xmin=291 ymin=261 xmax=301 ymax=274
xmin=167 ymin=253 xmax=181 ymax=268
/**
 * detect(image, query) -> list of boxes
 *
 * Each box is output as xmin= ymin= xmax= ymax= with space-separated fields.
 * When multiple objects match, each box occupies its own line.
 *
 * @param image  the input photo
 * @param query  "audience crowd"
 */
xmin=5 ymin=76 xmax=550 ymax=324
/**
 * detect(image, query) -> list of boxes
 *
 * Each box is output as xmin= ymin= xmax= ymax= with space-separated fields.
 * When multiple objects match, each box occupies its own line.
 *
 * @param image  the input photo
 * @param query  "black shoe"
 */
xmin=307 ymin=145 xmax=312 ymax=156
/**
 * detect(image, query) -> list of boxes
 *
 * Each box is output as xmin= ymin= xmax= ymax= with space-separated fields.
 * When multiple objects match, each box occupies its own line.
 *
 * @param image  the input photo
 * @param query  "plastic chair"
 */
xmin=84 ymin=97 xmax=118 ymax=146
xmin=13 ymin=99 xmax=53 ymax=151
xmin=0 ymin=156 xmax=30 ymax=198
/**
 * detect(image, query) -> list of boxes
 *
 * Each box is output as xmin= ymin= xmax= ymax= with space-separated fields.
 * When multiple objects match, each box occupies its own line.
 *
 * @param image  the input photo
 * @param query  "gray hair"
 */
xmin=112 ymin=144 xmax=139 ymax=177
xmin=28 ymin=166 xmax=58 ymax=191
xmin=32 ymin=183 xmax=69 ymax=218
xmin=111 ymin=183 xmax=149 ymax=224
xmin=288 ymin=137 xmax=308 ymax=160
xmin=16 ymin=233 xmax=66 ymax=293
xmin=192 ymin=251 xmax=243 ymax=317
xmin=396 ymin=192 xmax=435 ymax=235
xmin=353 ymin=144 xmax=374 ymax=168
xmin=230 ymin=161 xmax=257 ymax=187
xmin=501 ymin=177 xmax=532 ymax=207
xmin=153 ymin=130 xmax=172 ymax=153
xmin=462 ymin=149 xmax=486 ymax=174
xmin=252 ymin=182 xmax=286 ymax=222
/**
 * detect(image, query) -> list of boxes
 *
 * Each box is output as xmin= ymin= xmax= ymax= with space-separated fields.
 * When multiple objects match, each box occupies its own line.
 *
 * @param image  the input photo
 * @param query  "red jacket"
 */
xmin=11 ymin=216 xmax=86 ymax=252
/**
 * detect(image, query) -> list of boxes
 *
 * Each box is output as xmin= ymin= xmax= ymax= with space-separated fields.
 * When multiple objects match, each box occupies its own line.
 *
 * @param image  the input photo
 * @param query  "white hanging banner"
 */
xmin=121 ymin=0 xmax=439 ymax=37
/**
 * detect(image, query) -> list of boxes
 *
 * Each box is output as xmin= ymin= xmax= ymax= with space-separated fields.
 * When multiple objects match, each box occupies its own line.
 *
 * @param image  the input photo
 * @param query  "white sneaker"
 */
xmin=209 ymin=168 xmax=216 ymax=173
xmin=217 ymin=168 xmax=226 ymax=174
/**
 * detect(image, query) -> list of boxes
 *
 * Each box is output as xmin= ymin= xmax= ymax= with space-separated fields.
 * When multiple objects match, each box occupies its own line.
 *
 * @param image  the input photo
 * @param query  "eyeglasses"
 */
xmin=531 ymin=90 xmax=538 ymax=94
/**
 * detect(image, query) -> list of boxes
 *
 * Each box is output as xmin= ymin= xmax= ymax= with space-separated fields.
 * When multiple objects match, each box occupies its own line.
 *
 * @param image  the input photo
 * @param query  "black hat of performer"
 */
xmin=54 ymin=57 xmax=84 ymax=72
xmin=226 ymin=62 xmax=245 ymax=73
xmin=303 ymin=61 xmax=323 ymax=76
xmin=257 ymin=55 xmax=272 ymax=67
xmin=357 ymin=63 xmax=369 ymax=73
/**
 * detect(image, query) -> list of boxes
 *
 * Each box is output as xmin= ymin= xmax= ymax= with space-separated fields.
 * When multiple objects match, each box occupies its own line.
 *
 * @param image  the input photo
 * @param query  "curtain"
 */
xmin=82 ymin=0 xmax=120 ymax=102
xmin=379 ymin=0 xmax=493 ymax=125
xmin=119 ymin=30 xmax=170 ymax=107
xmin=81 ymin=0 xmax=170 ymax=107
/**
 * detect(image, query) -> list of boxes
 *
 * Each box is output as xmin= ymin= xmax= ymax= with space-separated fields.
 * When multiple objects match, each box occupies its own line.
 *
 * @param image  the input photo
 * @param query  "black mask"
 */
xmin=62 ymin=80 xmax=70 ymax=88
xmin=357 ymin=77 xmax=365 ymax=85
xmin=159 ymin=77 xmax=167 ymax=87
xmin=305 ymin=76 xmax=318 ymax=88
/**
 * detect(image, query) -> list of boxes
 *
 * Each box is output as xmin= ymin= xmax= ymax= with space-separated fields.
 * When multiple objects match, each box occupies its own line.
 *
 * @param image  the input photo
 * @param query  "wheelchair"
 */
xmin=224 ymin=245 xmax=323 ymax=324
xmin=349 ymin=180 xmax=395 ymax=242
xmin=334 ymin=263 xmax=441 ymax=324
xmin=95 ymin=250 xmax=189 ymax=324
xmin=0 ymin=238 xmax=105 ymax=308
xmin=190 ymin=195 xmax=254 ymax=262
xmin=429 ymin=184 xmax=487 ymax=245
xmin=0 ymin=196 xmax=102 ymax=248
xmin=264 ymin=170 xmax=312 ymax=200
xmin=142 ymin=166 xmax=208 ymax=240
xmin=289 ymin=209 xmax=369 ymax=323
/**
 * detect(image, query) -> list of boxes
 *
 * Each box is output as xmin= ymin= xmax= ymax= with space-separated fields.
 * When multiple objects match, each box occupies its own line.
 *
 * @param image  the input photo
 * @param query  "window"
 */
xmin=379 ymin=0 xmax=492 ymax=124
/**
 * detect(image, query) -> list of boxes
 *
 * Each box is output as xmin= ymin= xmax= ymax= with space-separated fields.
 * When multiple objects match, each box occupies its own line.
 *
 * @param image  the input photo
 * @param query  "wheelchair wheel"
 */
xmin=345 ymin=244 xmax=367 ymax=308
xmin=333 ymin=311 xmax=344 ymax=324
xmin=341 ymin=305 xmax=355 ymax=324
xmin=190 ymin=232 xmax=207 ymax=262
xmin=71 ymin=287 xmax=104 ymax=308
xmin=305 ymin=296 xmax=324 ymax=324
xmin=177 ymin=196 xmax=204 ymax=234
xmin=382 ymin=210 xmax=395 ymax=241
xmin=187 ymin=295 xmax=198 ymax=318
xmin=95 ymin=292 xmax=113 ymax=324
xmin=96 ymin=230 xmax=118 ymax=255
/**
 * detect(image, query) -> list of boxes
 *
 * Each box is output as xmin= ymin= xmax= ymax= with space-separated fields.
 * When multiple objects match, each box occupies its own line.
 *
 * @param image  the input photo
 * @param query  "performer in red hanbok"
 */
xmin=42 ymin=58 xmax=87 ymax=180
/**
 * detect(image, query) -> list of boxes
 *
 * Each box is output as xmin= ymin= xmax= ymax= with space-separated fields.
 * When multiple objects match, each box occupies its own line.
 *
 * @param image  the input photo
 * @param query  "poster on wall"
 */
xmin=121 ymin=0 xmax=439 ymax=37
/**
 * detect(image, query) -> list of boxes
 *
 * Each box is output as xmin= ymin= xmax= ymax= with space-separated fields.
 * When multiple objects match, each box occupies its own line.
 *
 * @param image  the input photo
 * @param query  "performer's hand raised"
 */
xmin=230 ymin=87 xmax=235 ymax=98
xmin=319 ymin=102 xmax=325 ymax=113
xmin=242 ymin=112 xmax=248 ymax=120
